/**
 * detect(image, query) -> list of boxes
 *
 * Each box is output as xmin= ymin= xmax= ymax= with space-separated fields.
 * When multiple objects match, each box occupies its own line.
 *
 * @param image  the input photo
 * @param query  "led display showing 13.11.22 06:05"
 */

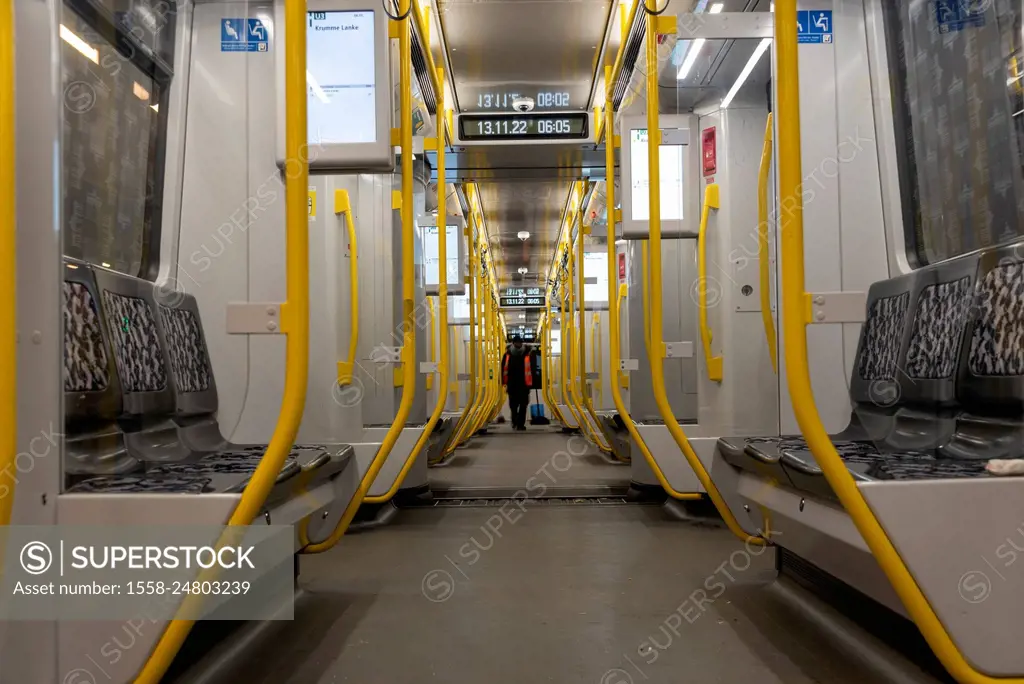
xmin=459 ymin=114 xmax=589 ymax=141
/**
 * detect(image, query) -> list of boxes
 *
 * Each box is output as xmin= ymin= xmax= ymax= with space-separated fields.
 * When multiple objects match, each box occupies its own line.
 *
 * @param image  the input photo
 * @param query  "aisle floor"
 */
xmin=215 ymin=432 xmax=941 ymax=683
xmin=430 ymin=426 xmax=629 ymax=490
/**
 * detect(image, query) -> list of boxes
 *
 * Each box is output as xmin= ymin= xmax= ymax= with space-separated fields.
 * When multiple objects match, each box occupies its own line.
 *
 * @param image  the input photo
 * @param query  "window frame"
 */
xmin=62 ymin=0 xmax=175 ymax=281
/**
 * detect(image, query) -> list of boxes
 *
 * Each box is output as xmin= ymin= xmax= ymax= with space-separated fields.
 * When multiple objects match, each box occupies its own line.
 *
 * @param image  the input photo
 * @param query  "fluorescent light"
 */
xmin=151 ymin=104 xmax=159 ymax=112
xmin=60 ymin=24 xmax=99 ymax=64
xmin=676 ymin=3 xmax=723 ymax=80
xmin=517 ymin=231 xmax=530 ymax=240
xmin=721 ymin=38 xmax=771 ymax=109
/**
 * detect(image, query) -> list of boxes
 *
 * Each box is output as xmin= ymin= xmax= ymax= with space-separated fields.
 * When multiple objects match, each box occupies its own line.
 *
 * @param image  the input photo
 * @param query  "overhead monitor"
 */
xmin=499 ymin=287 xmax=546 ymax=309
xmin=275 ymin=2 xmax=393 ymax=172
xmin=423 ymin=216 xmax=467 ymax=296
xmin=620 ymin=115 xmax=699 ymax=239
xmin=455 ymin=112 xmax=595 ymax=146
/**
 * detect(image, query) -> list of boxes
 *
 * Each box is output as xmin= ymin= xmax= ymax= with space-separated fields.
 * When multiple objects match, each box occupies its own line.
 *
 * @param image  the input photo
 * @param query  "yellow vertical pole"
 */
xmin=303 ymin=0 xmax=416 ymax=551
xmin=364 ymin=82 xmax=450 ymax=501
xmin=136 ymin=0 xmax=313 ymax=673
xmin=0 ymin=0 xmax=16 ymax=527
xmin=643 ymin=2 xmax=763 ymax=544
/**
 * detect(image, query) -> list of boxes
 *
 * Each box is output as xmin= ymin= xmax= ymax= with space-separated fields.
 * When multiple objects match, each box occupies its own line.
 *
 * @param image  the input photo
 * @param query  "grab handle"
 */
xmin=335 ymin=189 xmax=359 ymax=385
xmin=757 ymin=113 xmax=777 ymax=373
xmin=697 ymin=182 xmax=722 ymax=382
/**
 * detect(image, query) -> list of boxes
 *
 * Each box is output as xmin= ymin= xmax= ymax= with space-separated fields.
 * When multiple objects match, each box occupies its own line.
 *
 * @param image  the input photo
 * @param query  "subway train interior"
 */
xmin=4 ymin=0 xmax=1024 ymax=681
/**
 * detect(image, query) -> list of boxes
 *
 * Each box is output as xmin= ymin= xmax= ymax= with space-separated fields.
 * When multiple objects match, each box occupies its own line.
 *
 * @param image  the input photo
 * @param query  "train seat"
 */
xmin=938 ymin=243 xmax=1024 ymax=463
xmin=63 ymin=262 xmax=349 ymax=497
xmin=719 ymin=247 xmax=992 ymax=496
xmin=150 ymin=290 xmax=352 ymax=482
xmin=63 ymin=259 xmax=138 ymax=477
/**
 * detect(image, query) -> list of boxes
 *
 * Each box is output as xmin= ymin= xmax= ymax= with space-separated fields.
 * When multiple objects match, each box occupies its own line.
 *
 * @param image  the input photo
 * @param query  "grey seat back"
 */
xmin=848 ymin=271 xmax=918 ymax=407
xmin=152 ymin=292 xmax=218 ymax=416
xmin=898 ymin=253 xmax=979 ymax=407
xmin=63 ymin=259 xmax=122 ymax=422
xmin=957 ymin=243 xmax=1024 ymax=414
xmin=91 ymin=265 xmax=176 ymax=418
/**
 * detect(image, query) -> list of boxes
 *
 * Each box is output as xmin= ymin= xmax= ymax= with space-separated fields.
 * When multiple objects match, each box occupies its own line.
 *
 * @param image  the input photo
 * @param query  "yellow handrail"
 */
xmin=0 ymin=0 xmax=16 ymax=528
xmin=562 ymin=239 xmax=592 ymax=435
xmin=776 ymin=4 xmax=1010 ymax=681
xmin=758 ymin=112 xmax=777 ymax=374
xmin=641 ymin=240 xmax=652 ymax=356
xmin=697 ymin=183 xmax=723 ymax=382
xmin=542 ymin=309 xmax=568 ymax=425
xmin=135 ymin=0 xmax=312 ymax=677
xmin=591 ymin=313 xmax=602 ymax=407
xmin=364 ymin=90 xmax=450 ymax=503
xmin=335 ymin=189 xmax=359 ymax=385
xmin=425 ymin=297 xmax=435 ymax=391
xmin=442 ymin=215 xmax=480 ymax=454
xmin=574 ymin=202 xmax=615 ymax=453
xmin=603 ymin=82 xmax=700 ymax=500
xmin=302 ymin=0 xmax=417 ymax=553
xmin=643 ymin=4 xmax=764 ymax=546
xmin=559 ymin=280 xmax=584 ymax=429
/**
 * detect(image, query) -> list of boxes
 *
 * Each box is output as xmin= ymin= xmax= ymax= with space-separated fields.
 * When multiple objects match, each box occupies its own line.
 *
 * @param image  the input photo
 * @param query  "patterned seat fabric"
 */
xmin=857 ymin=292 xmax=910 ymax=382
xmin=968 ymin=262 xmax=1024 ymax=377
xmin=146 ymin=451 xmax=300 ymax=477
xmin=906 ymin=277 xmax=973 ymax=379
xmin=102 ymin=291 xmax=167 ymax=393
xmin=158 ymin=305 xmax=213 ymax=393
xmin=67 ymin=475 xmax=212 ymax=494
xmin=64 ymin=282 xmax=110 ymax=393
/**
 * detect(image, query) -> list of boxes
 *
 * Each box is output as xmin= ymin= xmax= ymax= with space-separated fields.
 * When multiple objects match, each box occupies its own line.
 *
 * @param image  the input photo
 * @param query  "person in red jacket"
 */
xmin=502 ymin=334 xmax=533 ymax=431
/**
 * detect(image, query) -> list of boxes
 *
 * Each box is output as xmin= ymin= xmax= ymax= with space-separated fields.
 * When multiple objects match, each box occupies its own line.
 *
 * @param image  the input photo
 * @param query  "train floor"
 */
xmin=182 ymin=430 xmax=946 ymax=684
xmin=429 ymin=424 xmax=629 ymax=492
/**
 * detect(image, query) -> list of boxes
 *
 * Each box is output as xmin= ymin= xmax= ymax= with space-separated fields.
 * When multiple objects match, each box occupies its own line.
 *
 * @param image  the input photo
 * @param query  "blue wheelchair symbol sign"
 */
xmin=935 ymin=0 xmax=986 ymax=33
xmin=221 ymin=18 xmax=270 ymax=52
xmin=797 ymin=10 xmax=833 ymax=44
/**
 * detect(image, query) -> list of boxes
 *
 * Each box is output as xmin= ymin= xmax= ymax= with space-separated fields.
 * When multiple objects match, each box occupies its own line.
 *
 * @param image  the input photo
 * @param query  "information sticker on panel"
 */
xmin=275 ymin=1 xmax=393 ymax=172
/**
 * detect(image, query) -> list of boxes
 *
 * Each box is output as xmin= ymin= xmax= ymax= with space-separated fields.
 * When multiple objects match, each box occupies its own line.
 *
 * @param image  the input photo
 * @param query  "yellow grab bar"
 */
xmin=425 ymin=297 xmax=435 ymax=391
xmin=776 ymin=3 xmax=1012 ymax=681
xmin=643 ymin=5 xmax=764 ymax=546
xmin=573 ymin=203 xmax=614 ymax=452
xmin=591 ymin=313 xmax=602 ymax=407
xmin=641 ymin=240 xmax=652 ymax=356
xmin=335 ymin=189 xmax=359 ymax=385
xmin=697 ymin=183 xmax=723 ymax=382
xmin=303 ymin=0 xmax=417 ymax=552
xmin=135 ymin=0 xmax=312 ymax=677
xmin=602 ymin=87 xmax=699 ymax=499
xmin=758 ymin=113 xmax=777 ymax=374
xmin=443 ymin=215 xmax=480 ymax=454
xmin=0 ymin=0 xmax=16 ymax=528
xmin=364 ymin=91 xmax=450 ymax=503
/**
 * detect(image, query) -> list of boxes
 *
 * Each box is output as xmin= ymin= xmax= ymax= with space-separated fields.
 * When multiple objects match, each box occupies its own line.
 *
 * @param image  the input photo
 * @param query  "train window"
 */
xmin=60 ymin=0 xmax=175 ymax=278
xmin=884 ymin=1 xmax=1024 ymax=266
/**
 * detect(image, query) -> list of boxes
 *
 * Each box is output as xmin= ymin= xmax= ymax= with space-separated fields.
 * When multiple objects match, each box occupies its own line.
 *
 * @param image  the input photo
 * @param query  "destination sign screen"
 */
xmin=500 ymin=287 xmax=546 ymax=308
xmin=460 ymin=113 xmax=589 ymax=141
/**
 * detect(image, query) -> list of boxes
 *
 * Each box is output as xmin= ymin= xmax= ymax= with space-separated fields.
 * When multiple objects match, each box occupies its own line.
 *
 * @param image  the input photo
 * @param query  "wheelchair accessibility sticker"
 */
xmin=797 ymin=10 xmax=833 ymax=44
xmin=221 ymin=18 xmax=270 ymax=52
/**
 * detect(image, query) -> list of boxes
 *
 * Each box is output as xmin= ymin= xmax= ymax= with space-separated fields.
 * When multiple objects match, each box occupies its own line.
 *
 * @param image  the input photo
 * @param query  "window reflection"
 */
xmin=60 ymin=0 xmax=172 ymax=278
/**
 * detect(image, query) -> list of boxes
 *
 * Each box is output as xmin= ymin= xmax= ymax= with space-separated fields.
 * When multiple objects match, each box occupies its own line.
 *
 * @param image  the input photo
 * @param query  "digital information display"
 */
xmin=630 ymin=128 xmax=685 ymax=222
xmin=474 ymin=91 xmax=571 ymax=110
xmin=500 ymin=287 xmax=546 ymax=308
xmin=424 ymin=225 xmax=461 ymax=289
xmin=307 ymin=11 xmax=376 ymax=145
xmin=459 ymin=113 xmax=589 ymax=141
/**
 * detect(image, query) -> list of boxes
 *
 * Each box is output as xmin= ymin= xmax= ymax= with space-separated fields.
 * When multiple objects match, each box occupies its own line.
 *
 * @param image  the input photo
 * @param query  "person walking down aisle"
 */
xmin=502 ymin=334 xmax=533 ymax=431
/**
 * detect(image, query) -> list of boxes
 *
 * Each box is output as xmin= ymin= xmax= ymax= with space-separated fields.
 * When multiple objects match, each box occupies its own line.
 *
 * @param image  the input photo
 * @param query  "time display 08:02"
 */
xmin=459 ymin=114 xmax=589 ymax=141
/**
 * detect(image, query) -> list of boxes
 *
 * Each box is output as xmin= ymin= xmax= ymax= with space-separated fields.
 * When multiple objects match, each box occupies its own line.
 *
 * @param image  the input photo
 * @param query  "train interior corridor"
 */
xmin=5 ymin=0 xmax=1024 ymax=682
